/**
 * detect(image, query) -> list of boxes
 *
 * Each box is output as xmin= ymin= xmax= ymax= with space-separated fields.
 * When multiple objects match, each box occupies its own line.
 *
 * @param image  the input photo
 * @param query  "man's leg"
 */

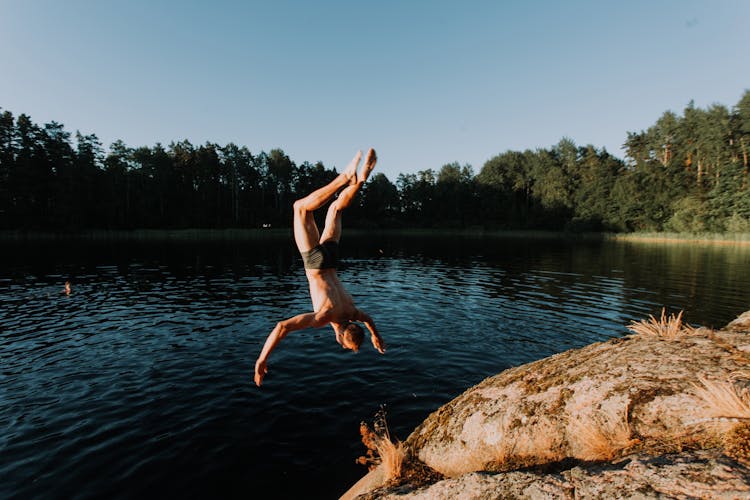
xmin=293 ymin=151 xmax=361 ymax=252
xmin=320 ymin=149 xmax=376 ymax=243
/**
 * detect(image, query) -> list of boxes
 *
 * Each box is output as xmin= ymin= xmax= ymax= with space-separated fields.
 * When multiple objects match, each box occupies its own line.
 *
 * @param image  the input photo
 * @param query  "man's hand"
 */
xmin=356 ymin=309 xmax=386 ymax=354
xmin=253 ymin=313 xmax=321 ymax=387
xmin=254 ymin=358 xmax=268 ymax=386
xmin=371 ymin=334 xmax=386 ymax=354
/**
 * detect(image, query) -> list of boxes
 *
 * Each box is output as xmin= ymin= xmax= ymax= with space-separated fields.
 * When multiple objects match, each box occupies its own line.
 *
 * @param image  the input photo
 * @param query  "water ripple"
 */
xmin=1 ymin=238 xmax=749 ymax=498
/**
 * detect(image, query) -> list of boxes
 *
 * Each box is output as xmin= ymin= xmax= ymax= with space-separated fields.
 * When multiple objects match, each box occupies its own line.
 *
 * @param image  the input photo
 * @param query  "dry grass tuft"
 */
xmin=725 ymin=423 xmax=750 ymax=461
xmin=692 ymin=377 xmax=750 ymax=461
xmin=356 ymin=407 xmax=406 ymax=482
xmin=568 ymin=407 xmax=637 ymax=461
xmin=627 ymin=308 xmax=695 ymax=339
xmin=692 ymin=377 xmax=750 ymax=421
xmin=486 ymin=421 xmax=564 ymax=472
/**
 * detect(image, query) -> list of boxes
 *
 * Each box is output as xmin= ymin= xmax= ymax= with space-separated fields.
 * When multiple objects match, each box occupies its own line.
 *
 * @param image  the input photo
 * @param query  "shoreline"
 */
xmin=1 ymin=228 xmax=749 ymax=245
xmin=0 ymin=228 xmax=293 ymax=242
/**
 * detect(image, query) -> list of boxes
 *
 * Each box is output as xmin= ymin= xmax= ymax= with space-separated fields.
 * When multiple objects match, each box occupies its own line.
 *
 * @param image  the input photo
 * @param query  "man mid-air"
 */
xmin=254 ymin=148 xmax=386 ymax=387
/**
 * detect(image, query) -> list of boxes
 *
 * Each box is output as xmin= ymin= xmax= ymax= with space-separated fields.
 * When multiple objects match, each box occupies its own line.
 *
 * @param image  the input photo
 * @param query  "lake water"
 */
xmin=2 ymin=234 xmax=749 ymax=499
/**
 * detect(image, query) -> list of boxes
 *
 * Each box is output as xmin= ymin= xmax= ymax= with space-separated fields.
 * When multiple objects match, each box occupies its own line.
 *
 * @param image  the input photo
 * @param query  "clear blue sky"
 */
xmin=2 ymin=0 xmax=749 ymax=180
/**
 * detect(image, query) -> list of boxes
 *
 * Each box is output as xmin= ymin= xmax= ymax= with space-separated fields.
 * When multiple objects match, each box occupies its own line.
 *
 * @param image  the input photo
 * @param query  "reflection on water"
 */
xmin=1 ymin=235 xmax=749 ymax=498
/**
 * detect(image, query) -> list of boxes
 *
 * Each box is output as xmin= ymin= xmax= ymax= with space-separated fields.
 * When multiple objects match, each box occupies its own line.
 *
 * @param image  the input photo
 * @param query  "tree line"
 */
xmin=1 ymin=91 xmax=749 ymax=233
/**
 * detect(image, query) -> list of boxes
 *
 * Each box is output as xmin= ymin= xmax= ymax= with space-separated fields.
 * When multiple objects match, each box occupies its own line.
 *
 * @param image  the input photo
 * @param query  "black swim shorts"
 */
xmin=301 ymin=240 xmax=339 ymax=269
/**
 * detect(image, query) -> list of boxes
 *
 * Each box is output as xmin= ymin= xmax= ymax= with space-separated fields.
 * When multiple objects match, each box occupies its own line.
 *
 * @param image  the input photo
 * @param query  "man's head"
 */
xmin=337 ymin=322 xmax=365 ymax=352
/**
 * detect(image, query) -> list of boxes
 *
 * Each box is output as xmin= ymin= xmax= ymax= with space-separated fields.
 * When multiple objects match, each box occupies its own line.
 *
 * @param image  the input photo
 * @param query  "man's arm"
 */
xmin=254 ymin=311 xmax=327 ymax=386
xmin=355 ymin=309 xmax=386 ymax=354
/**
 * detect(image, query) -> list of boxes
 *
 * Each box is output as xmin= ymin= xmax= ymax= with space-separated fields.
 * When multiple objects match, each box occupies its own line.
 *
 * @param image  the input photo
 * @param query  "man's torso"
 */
xmin=306 ymin=269 xmax=357 ymax=322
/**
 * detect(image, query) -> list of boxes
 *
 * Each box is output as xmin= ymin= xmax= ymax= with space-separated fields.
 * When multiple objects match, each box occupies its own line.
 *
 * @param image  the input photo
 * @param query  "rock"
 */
xmin=341 ymin=465 xmax=386 ymax=500
xmin=364 ymin=450 xmax=750 ymax=500
xmin=367 ymin=469 xmax=572 ymax=499
xmin=408 ymin=330 xmax=749 ymax=477
xmin=342 ymin=310 xmax=750 ymax=499
xmin=567 ymin=450 xmax=750 ymax=499
xmin=727 ymin=310 xmax=750 ymax=332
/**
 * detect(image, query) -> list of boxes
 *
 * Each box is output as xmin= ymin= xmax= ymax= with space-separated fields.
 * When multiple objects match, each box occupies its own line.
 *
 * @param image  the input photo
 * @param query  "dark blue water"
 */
xmin=2 ymin=235 xmax=749 ymax=499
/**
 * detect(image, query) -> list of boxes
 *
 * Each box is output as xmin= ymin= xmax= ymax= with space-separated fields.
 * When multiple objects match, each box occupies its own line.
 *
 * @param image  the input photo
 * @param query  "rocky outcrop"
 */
xmin=342 ymin=310 xmax=750 ymax=499
xmin=363 ymin=450 xmax=750 ymax=499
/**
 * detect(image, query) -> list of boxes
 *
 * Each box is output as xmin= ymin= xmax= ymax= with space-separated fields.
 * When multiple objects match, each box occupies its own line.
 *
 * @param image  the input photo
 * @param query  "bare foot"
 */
xmin=359 ymin=148 xmax=377 ymax=182
xmin=343 ymin=150 xmax=362 ymax=183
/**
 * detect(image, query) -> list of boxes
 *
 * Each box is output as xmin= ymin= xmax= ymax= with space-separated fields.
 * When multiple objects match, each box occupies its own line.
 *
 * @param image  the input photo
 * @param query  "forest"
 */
xmin=1 ymin=91 xmax=749 ymax=233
